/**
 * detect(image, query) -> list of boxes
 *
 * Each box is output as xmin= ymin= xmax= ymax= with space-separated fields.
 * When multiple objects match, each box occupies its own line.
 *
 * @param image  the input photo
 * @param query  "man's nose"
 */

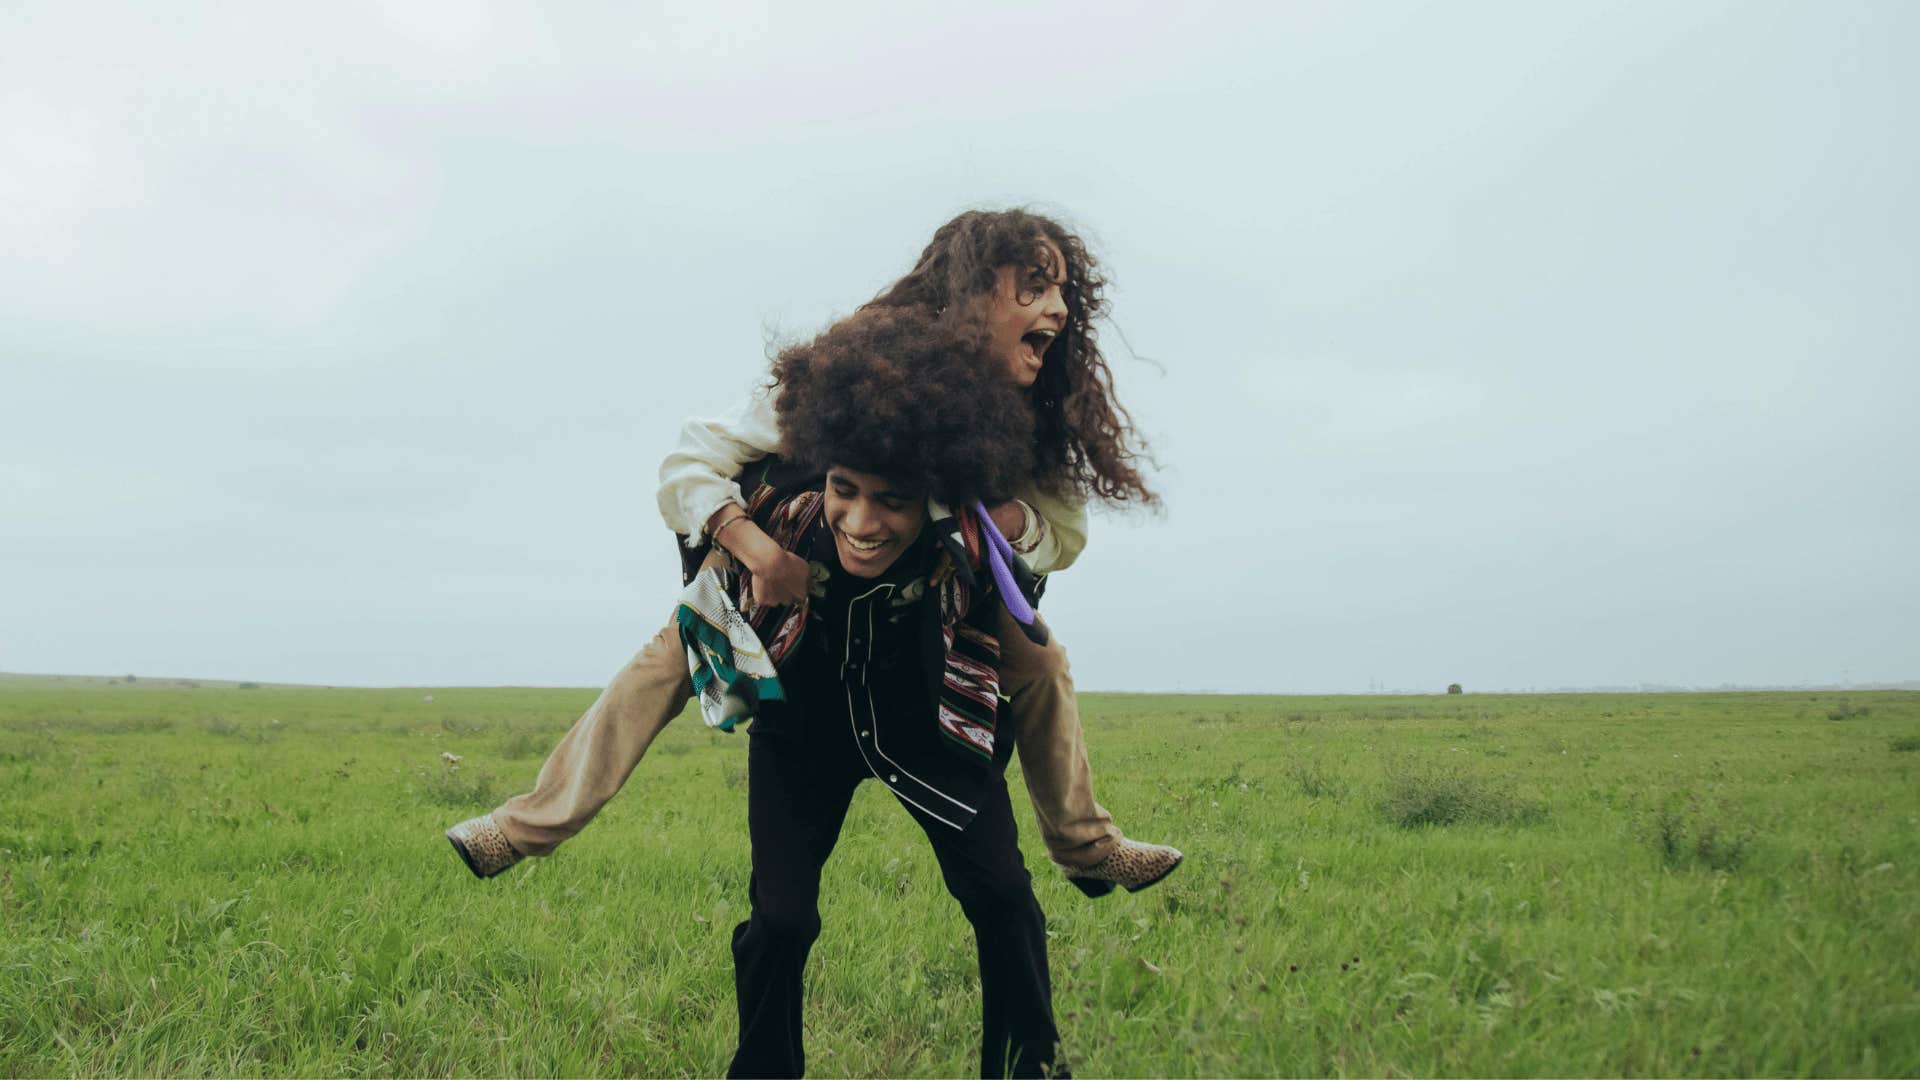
xmin=841 ymin=502 xmax=874 ymax=536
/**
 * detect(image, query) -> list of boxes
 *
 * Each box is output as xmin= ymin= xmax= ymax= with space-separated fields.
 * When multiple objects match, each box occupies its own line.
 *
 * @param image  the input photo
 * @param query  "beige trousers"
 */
xmin=493 ymin=597 xmax=1119 ymax=867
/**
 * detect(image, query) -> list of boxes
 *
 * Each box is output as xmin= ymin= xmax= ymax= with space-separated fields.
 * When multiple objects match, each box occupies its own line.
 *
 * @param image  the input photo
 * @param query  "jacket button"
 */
xmin=860 ymin=730 xmax=870 ymax=737
xmin=888 ymin=773 xmax=898 ymax=783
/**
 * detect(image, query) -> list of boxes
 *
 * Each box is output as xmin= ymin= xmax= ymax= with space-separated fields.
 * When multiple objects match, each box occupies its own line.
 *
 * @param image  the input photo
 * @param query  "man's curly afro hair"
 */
xmin=771 ymin=307 xmax=1036 ymax=507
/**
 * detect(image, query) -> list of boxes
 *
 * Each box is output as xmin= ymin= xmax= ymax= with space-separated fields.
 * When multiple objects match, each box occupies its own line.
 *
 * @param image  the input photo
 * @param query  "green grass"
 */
xmin=2 ymin=681 xmax=1917 ymax=1076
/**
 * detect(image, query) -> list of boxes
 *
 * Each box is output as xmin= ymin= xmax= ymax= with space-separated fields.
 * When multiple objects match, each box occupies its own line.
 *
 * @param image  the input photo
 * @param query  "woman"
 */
xmin=728 ymin=308 xmax=1064 ymax=1077
xmin=447 ymin=208 xmax=1179 ymax=895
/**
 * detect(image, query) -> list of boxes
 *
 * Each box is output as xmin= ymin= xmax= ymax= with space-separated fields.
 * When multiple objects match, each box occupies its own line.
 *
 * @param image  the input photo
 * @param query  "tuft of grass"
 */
xmin=93 ymin=714 xmax=176 ymax=734
xmin=202 ymin=715 xmax=277 ymax=742
xmin=1378 ymin=759 xmax=1543 ymax=828
xmin=496 ymin=729 xmax=548 ymax=759
xmin=1289 ymin=759 xmax=1346 ymax=800
xmin=418 ymin=760 xmax=504 ymax=809
xmin=439 ymin=713 xmax=491 ymax=736
xmin=1648 ymin=798 xmax=1751 ymax=872
xmin=1826 ymin=701 xmax=1871 ymax=721
xmin=1889 ymin=735 xmax=1920 ymax=753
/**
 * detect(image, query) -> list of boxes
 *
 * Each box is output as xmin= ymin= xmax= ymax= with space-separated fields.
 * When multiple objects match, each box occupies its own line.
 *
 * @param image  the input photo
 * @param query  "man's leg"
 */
xmin=729 ymin=730 xmax=861 ymax=1079
xmin=899 ymin=780 xmax=1062 ymax=1080
xmin=995 ymin=607 xmax=1119 ymax=867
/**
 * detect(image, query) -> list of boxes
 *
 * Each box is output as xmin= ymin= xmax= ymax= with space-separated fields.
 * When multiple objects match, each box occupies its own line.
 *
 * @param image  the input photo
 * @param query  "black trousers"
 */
xmin=727 ymin=718 xmax=1061 ymax=1079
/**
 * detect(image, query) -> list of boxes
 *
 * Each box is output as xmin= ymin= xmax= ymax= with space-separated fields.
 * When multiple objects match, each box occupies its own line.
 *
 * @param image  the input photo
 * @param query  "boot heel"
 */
xmin=1066 ymin=875 xmax=1117 ymax=898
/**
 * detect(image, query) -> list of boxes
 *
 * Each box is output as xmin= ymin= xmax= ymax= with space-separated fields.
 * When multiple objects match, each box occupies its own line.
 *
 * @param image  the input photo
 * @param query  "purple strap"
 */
xmin=971 ymin=501 xmax=1037 ymax=627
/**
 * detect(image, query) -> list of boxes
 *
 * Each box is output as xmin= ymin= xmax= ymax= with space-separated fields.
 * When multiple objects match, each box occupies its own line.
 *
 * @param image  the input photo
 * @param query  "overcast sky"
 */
xmin=3 ymin=1 xmax=1914 ymax=692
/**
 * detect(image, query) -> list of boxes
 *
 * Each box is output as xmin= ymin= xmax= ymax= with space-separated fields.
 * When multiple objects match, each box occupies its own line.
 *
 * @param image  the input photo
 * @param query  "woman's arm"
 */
xmin=655 ymin=390 xmax=810 ymax=606
xmin=656 ymin=390 xmax=781 ymax=543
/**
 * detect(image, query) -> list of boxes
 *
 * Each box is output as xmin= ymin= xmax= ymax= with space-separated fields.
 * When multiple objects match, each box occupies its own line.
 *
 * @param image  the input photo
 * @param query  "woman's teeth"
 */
xmin=844 ymin=536 xmax=887 ymax=552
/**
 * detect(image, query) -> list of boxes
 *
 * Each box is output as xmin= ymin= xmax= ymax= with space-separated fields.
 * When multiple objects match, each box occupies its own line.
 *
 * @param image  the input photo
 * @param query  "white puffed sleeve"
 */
xmin=655 ymin=389 xmax=781 ymax=547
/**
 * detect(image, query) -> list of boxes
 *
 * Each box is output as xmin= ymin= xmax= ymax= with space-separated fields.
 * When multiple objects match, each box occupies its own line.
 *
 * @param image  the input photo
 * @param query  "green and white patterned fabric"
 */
xmin=675 ymin=566 xmax=784 ymax=732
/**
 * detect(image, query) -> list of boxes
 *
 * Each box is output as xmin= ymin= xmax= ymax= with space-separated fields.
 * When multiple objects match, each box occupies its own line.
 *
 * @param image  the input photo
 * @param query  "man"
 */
xmin=719 ymin=308 xmax=1074 ymax=1078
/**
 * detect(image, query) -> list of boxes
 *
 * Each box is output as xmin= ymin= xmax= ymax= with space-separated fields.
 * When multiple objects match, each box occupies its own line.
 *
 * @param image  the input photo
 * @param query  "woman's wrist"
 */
xmin=708 ymin=507 xmax=779 ymax=571
xmin=986 ymin=500 xmax=1031 ymax=543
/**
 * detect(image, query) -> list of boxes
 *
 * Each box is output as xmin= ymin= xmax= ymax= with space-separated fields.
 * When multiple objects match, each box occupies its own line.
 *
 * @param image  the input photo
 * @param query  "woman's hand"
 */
xmin=985 ymin=499 xmax=1030 ymax=542
xmin=745 ymin=547 xmax=811 ymax=608
xmin=709 ymin=506 xmax=811 ymax=608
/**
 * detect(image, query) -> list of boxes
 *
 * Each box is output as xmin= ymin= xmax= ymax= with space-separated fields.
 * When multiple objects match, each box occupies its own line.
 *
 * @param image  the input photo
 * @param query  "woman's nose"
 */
xmin=1042 ymin=285 xmax=1068 ymax=320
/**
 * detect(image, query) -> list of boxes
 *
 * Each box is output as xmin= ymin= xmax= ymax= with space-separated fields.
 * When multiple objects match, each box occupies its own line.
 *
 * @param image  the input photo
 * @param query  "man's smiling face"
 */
xmin=823 ymin=465 xmax=927 ymax=578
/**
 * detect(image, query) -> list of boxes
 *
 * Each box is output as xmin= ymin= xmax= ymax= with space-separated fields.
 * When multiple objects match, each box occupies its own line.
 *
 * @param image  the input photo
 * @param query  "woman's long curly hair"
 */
xmin=863 ymin=208 xmax=1158 ymax=507
xmin=772 ymin=307 xmax=1036 ymax=509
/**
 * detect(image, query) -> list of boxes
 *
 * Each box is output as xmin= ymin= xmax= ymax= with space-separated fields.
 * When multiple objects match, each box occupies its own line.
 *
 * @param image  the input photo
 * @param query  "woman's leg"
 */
xmin=446 ymin=550 xmax=740 ymax=877
xmin=446 ymin=620 xmax=695 ymax=876
xmin=495 ymin=623 xmax=694 ymax=852
xmin=996 ymin=606 xmax=1185 ymax=894
xmin=729 ymin=729 xmax=862 ymax=1079
xmin=898 ymin=778 xmax=1061 ymax=1079
xmin=994 ymin=606 xmax=1118 ymax=867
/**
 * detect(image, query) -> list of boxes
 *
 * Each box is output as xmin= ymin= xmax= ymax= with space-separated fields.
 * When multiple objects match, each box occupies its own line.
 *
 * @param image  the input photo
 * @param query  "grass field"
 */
xmin=2 ymin=676 xmax=1917 ymax=1076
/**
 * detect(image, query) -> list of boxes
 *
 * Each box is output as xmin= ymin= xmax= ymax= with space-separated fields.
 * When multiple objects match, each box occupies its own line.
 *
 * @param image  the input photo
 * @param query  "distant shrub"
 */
xmin=1889 ymin=735 xmax=1920 ymax=753
xmin=1647 ymin=798 xmax=1751 ymax=872
xmin=1379 ymin=760 xmax=1543 ymax=828
xmin=1447 ymin=683 xmax=1463 ymax=695
xmin=237 ymin=682 xmax=261 ymax=690
xmin=1826 ymin=701 xmax=1870 ymax=721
